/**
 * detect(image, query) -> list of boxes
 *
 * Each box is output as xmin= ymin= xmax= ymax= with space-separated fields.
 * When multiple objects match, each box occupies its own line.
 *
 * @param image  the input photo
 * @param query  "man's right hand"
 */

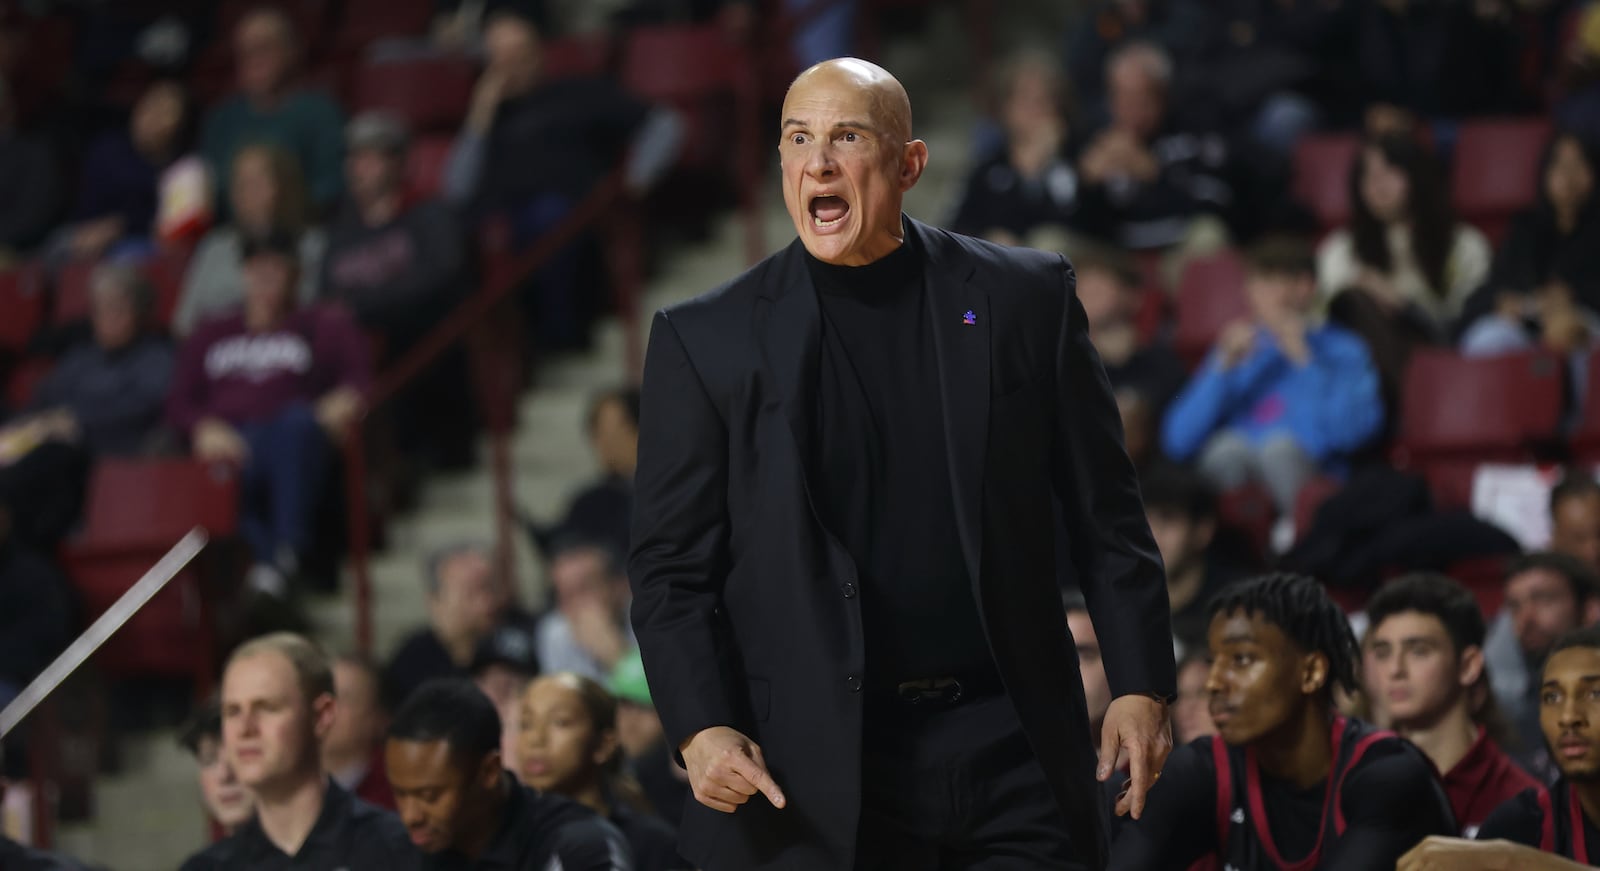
xmin=194 ymin=418 xmax=248 ymax=464
xmin=680 ymin=726 xmax=787 ymax=814
xmin=1216 ymin=321 xmax=1257 ymax=369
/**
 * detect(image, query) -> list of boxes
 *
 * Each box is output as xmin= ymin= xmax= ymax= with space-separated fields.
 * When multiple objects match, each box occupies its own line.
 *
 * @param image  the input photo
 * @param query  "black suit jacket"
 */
xmin=629 ymin=218 xmax=1175 ymax=870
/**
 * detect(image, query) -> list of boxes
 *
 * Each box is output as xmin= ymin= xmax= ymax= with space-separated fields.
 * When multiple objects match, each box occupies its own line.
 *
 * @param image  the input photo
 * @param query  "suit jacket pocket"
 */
xmin=747 ymin=676 xmax=771 ymax=722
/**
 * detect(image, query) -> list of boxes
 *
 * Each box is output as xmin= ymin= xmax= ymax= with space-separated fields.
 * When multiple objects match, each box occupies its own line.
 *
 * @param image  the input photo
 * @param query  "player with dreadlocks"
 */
xmin=1110 ymin=573 xmax=1456 ymax=870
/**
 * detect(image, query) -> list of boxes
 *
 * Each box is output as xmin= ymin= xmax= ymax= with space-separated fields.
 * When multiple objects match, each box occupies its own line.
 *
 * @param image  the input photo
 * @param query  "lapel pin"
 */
xmin=962 ymin=310 xmax=976 ymax=325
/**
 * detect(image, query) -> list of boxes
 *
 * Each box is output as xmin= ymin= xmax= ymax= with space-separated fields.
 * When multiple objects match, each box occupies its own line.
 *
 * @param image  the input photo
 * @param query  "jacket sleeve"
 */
xmin=1297 ymin=334 xmax=1384 ymax=460
xmin=628 ymin=311 xmax=740 ymax=751
xmin=1050 ymin=255 xmax=1176 ymax=701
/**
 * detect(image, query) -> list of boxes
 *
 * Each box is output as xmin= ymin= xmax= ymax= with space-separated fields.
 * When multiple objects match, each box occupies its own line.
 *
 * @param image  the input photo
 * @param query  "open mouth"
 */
xmin=809 ymin=195 xmax=850 ymax=229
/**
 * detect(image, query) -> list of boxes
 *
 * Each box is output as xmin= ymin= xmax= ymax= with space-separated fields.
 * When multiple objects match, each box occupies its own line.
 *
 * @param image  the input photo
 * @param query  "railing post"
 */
xmin=344 ymin=432 xmax=373 ymax=658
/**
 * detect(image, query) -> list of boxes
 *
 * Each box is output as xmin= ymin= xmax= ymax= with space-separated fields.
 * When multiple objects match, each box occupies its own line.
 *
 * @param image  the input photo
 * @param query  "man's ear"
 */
xmin=1584 ymin=596 xmax=1600 ymax=627
xmin=480 ymin=750 xmax=503 ymax=789
xmin=1301 ymin=652 xmax=1330 ymax=696
xmin=899 ymin=139 xmax=929 ymax=192
xmin=1458 ymin=644 xmax=1486 ymax=689
xmin=312 ymin=692 xmax=337 ymax=741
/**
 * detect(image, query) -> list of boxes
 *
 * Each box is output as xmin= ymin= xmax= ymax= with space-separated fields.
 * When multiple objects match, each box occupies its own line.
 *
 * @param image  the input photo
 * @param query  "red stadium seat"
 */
xmin=1392 ymin=349 xmax=1565 ymax=507
xmin=50 ymin=261 xmax=94 ymax=326
xmin=1452 ymin=117 xmax=1551 ymax=244
xmin=1292 ymin=133 xmax=1361 ymax=233
xmin=333 ymin=0 xmax=433 ymax=54
xmin=619 ymin=24 xmax=754 ymax=169
xmin=62 ymin=460 xmax=239 ymax=681
xmin=0 ymin=263 xmax=45 ymax=353
xmin=1292 ymin=474 xmax=1343 ymax=543
xmin=6 ymin=357 xmax=51 ymax=410
xmin=407 ymin=134 xmax=455 ymax=199
xmin=351 ymin=56 xmax=477 ymax=133
xmin=542 ymin=35 xmax=614 ymax=80
xmin=1172 ymin=249 xmax=1249 ymax=365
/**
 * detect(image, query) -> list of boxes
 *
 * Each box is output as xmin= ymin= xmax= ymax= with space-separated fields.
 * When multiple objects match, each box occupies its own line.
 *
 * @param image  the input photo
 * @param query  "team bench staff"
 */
xmin=628 ymin=58 xmax=1176 ymax=870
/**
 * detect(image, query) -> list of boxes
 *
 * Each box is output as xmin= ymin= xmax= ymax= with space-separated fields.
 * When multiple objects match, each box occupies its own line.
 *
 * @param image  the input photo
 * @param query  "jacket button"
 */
xmin=846 ymin=675 xmax=862 ymax=692
xmin=841 ymin=582 xmax=857 ymax=599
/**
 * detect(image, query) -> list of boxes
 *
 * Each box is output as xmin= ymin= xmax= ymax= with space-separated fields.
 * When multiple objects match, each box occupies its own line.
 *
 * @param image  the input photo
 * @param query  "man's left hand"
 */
xmin=1397 ymin=835 xmax=1515 ymax=871
xmin=1099 ymin=694 xmax=1172 ymax=820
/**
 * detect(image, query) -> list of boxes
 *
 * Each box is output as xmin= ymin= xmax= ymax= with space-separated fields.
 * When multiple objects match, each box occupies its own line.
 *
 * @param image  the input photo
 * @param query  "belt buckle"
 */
xmin=896 ymin=678 xmax=964 ymax=705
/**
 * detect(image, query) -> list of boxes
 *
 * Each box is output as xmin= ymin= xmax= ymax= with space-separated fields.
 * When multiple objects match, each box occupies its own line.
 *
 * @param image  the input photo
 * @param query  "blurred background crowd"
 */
xmin=1 ymin=0 xmax=1599 ymax=866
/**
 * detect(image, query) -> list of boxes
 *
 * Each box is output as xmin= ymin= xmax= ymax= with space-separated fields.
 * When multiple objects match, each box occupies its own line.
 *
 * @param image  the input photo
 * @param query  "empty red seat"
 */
xmin=333 ymin=0 xmax=433 ymax=54
xmin=620 ymin=24 xmax=755 ymax=170
xmin=0 ymin=263 xmax=45 ymax=353
xmin=351 ymin=56 xmax=477 ymax=133
xmin=1452 ymin=117 xmax=1551 ymax=244
xmin=50 ymin=261 xmax=94 ymax=326
xmin=1394 ymin=349 xmax=1564 ymax=460
xmin=62 ymin=460 xmax=240 ymax=681
xmin=1292 ymin=133 xmax=1361 ymax=233
xmin=1172 ymin=249 xmax=1249 ymax=365
xmin=1218 ymin=481 xmax=1276 ymax=562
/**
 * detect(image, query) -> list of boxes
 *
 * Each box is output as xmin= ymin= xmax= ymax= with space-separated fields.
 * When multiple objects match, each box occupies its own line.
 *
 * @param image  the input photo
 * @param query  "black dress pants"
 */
xmin=854 ymin=693 xmax=1083 ymax=870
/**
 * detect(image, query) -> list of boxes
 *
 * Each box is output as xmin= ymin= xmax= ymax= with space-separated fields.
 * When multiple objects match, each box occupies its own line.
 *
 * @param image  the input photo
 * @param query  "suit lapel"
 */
xmin=755 ymin=240 xmax=822 ymax=492
xmin=915 ymin=220 xmax=988 ymax=586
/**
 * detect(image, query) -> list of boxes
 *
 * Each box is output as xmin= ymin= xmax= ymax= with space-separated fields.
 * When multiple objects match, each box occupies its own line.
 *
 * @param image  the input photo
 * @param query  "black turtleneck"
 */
xmin=805 ymin=232 xmax=996 ymax=695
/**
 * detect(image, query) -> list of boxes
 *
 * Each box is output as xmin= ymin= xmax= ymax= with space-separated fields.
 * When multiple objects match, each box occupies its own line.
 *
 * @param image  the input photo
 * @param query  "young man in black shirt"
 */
xmin=180 ymin=632 xmax=413 ymax=870
xmin=385 ymin=678 xmax=631 ymax=870
xmin=1109 ymin=573 xmax=1456 ymax=870
xmin=1400 ymin=627 xmax=1600 ymax=870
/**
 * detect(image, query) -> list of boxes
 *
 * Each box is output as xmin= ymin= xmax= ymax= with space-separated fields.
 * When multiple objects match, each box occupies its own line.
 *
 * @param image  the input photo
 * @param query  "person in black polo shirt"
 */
xmin=1399 ymin=626 xmax=1600 ymax=871
xmin=1109 ymin=573 xmax=1456 ymax=870
xmin=386 ymin=679 xmax=631 ymax=870
xmin=180 ymin=632 xmax=413 ymax=870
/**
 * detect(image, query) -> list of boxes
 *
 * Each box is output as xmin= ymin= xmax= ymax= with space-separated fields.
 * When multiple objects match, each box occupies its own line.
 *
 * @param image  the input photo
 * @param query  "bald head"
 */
xmin=785 ymin=58 xmax=913 ymax=145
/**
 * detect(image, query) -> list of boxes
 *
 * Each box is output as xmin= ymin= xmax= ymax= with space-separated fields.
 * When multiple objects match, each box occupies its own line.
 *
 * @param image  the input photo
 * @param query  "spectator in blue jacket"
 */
xmin=1162 ymin=236 xmax=1383 ymax=515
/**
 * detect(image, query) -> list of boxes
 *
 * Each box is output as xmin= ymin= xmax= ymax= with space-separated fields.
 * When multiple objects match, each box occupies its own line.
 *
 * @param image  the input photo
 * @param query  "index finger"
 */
xmin=1123 ymin=735 xmax=1151 ymax=820
xmin=729 ymin=751 xmax=787 ymax=809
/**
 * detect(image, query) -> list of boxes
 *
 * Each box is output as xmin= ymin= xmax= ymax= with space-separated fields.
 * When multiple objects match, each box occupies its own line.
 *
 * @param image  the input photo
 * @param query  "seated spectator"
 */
xmin=1362 ymin=573 xmax=1540 ymax=837
xmin=1461 ymin=133 xmax=1600 ymax=360
xmin=530 ymin=387 xmax=639 ymax=558
xmin=322 ymin=111 xmax=474 ymax=468
xmin=1061 ymin=0 xmax=1209 ymax=116
xmin=607 ymin=649 xmax=688 ymax=830
xmin=0 ymin=74 xmax=59 ymax=262
xmin=950 ymin=49 xmax=1098 ymax=248
xmin=517 ymin=673 xmax=686 ymax=870
xmin=0 ymin=506 xmax=72 ymax=712
xmin=62 ymin=80 xmax=196 ymax=262
xmin=1064 ymin=591 xmax=1112 ymax=746
xmin=1170 ymin=648 xmax=1215 ymax=744
xmin=1484 ymin=553 xmax=1600 ymax=783
xmin=535 ymin=539 xmax=637 ymax=683
xmin=177 ymin=696 xmax=254 ymax=836
xmin=470 ymin=622 xmax=542 ymax=775
xmin=324 ymin=655 xmax=395 ymax=811
xmin=385 ymin=678 xmax=631 ymax=868
xmin=1551 ymin=472 xmax=1600 ymax=572
xmin=166 ymin=235 xmax=369 ymax=597
xmin=174 ymin=143 xmax=325 ymax=335
xmin=384 ymin=542 xmax=508 ymax=708
xmin=444 ymin=10 xmax=681 ymax=349
xmin=1109 ymin=573 xmax=1456 ymax=868
xmin=180 ymin=634 xmax=410 ymax=870
xmin=199 ymin=7 xmax=343 ymax=215
xmin=1074 ymin=252 xmax=1185 ymax=432
xmin=1141 ymin=465 xmax=1244 ymax=656
xmin=1075 ymin=41 xmax=1236 ymax=260
xmin=1402 ymin=627 xmax=1600 ymax=868
xmin=0 ymin=264 xmax=173 ymax=547
xmin=1162 ymin=237 xmax=1384 ymax=515
xmin=1352 ymin=0 xmax=1524 ymax=125
xmin=1317 ymin=134 xmax=1490 ymax=389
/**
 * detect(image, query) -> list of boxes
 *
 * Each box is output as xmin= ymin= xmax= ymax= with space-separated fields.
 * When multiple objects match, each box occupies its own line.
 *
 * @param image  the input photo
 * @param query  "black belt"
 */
xmin=872 ymin=673 xmax=1005 ymax=708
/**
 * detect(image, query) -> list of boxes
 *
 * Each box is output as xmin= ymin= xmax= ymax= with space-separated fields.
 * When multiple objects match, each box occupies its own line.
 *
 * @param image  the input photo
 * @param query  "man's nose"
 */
xmin=805 ymin=142 xmax=836 ymax=177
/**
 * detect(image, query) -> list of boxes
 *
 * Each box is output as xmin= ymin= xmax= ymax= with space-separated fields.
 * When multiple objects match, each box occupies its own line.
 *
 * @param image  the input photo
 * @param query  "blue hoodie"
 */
xmin=1161 ymin=323 xmax=1384 ymax=467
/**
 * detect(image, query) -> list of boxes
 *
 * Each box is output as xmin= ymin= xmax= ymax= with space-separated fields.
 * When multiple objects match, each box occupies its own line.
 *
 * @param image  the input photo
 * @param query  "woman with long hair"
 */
xmin=1316 ymin=133 xmax=1491 ymax=405
xmin=172 ymin=142 xmax=325 ymax=334
xmin=1460 ymin=131 xmax=1600 ymax=358
xmin=517 ymin=672 xmax=687 ymax=871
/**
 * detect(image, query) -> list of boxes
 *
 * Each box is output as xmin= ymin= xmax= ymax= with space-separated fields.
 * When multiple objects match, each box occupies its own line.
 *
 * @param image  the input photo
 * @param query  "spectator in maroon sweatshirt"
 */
xmin=166 ymin=234 xmax=370 ymax=597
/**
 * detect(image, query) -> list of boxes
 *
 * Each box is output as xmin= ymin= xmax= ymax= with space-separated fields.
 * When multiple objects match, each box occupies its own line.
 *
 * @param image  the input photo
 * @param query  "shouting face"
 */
xmin=778 ymin=59 xmax=927 ymax=266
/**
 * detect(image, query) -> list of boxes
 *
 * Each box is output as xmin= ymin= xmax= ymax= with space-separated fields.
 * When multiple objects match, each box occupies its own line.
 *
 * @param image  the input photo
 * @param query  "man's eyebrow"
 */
xmin=779 ymin=118 xmax=879 ymax=134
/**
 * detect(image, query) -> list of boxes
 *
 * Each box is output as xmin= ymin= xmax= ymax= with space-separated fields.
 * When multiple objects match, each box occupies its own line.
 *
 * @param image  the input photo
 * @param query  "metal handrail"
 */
xmin=0 ymin=529 xmax=208 ymax=738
